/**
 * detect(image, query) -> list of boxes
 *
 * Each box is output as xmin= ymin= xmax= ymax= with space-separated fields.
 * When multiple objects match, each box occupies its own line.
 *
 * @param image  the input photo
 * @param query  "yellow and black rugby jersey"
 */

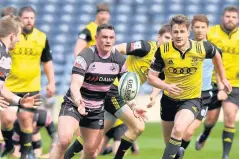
xmin=113 ymin=40 xmax=158 ymax=86
xmin=208 ymin=25 xmax=239 ymax=87
xmin=151 ymin=40 xmax=216 ymax=100
xmin=78 ymin=22 xmax=98 ymax=47
xmin=112 ymin=119 xmax=124 ymax=128
xmin=6 ymin=28 xmax=52 ymax=92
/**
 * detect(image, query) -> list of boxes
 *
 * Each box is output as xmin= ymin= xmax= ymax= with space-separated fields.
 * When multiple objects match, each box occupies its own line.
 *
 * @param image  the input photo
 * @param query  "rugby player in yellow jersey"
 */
xmin=195 ymin=6 xmax=239 ymax=159
xmin=148 ymin=14 xmax=231 ymax=159
xmin=73 ymin=3 xmax=110 ymax=56
xmin=0 ymin=14 xmax=41 ymax=157
xmin=1 ymin=6 xmax=55 ymax=159
xmin=63 ymin=24 xmax=172 ymax=159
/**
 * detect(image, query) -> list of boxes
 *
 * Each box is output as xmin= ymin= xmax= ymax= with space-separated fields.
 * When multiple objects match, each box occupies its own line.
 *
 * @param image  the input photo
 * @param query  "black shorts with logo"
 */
xmin=105 ymin=124 xmax=128 ymax=141
xmin=9 ymin=91 xmax=39 ymax=113
xmin=196 ymin=90 xmax=212 ymax=120
xmin=160 ymin=94 xmax=202 ymax=121
xmin=59 ymin=97 xmax=104 ymax=129
xmin=104 ymin=85 xmax=126 ymax=117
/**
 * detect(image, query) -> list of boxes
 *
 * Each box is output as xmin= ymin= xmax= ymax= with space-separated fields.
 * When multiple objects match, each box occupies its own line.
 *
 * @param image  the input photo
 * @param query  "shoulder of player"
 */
xmin=159 ymin=41 xmax=171 ymax=54
xmin=32 ymin=28 xmax=47 ymax=39
xmin=112 ymin=48 xmax=126 ymax=62
xmin=85 ymin=21 xmax=97 ymax=29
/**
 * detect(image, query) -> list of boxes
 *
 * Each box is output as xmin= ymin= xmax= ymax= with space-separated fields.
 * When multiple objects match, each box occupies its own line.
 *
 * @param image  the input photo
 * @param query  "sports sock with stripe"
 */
xmin=114 ymin=135 xmax=134 ymax=159
xmin=162 ymin=137 xmax=182 ymax=159
xmin=222 ymin=126 xmax=235 ymax=157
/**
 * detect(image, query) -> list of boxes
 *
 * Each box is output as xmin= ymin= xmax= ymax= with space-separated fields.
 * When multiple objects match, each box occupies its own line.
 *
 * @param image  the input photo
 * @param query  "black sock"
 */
xmin=64 ymin=136 xmax=83 ymax=159
xmin=101 ymin=146 xmax=113 ymax=155
xmin=162 ymin=137 xmax=181 ymax=159
xmin=222 ymin=126 xmax=235 ymax=157
xmin=114 ymin=135 xmax=134 ymax=159
xmin=200 ymin=124 xmax=214 ymax=142
xmin=2 ymin=127 xmax=14 ymax=148
xmin=20 ymin=130 xmax=33 ymax=157
xmin=174 ymin=139 xmax=189 ymax=159
xmin=181 ymin=139 xmax=190 ymax=149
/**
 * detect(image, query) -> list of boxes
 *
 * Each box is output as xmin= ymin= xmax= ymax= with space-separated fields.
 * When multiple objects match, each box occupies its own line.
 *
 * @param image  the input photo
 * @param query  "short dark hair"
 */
xmin=158 ymin=24 xmax=171 ymax=35
xmin=96 ymin=24 xmax=115 ymax=35
xmin=191 ymin=14 xmax=209 ymax=26
xmin=169 ymin=14 xmax=190 ymax=29
xmin=223 ymin=6 xmax=239 ymax=16
xmin=96 ymin=3 xmax=110 ymax=13
xmin=18 ymin=6 xmax=36 ymax=17
xmin=1 ymin=6 xmax=17 ymax=17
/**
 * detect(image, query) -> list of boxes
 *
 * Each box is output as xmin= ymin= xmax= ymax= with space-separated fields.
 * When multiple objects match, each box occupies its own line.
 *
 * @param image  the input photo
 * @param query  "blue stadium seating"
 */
xmin=0 ymin=0 xmax=238 ymax=94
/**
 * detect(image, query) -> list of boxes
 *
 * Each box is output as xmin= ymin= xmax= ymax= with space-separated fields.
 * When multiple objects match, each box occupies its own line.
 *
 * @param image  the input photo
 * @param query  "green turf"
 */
xmin=8 ymin=122 xmax=239 ymax=159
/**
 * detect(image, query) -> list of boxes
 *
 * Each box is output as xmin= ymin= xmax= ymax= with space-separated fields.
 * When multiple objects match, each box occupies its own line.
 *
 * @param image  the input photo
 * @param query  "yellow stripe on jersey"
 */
xmin=6 ymin=28 xmax=46 ymax=92
xmin=160 ymin=40 xmax=207 ymax=99
xmin=208 ymin=25 xmax=239 ymax=87
xmin=85 ymin=22 xmax=98 ymax=47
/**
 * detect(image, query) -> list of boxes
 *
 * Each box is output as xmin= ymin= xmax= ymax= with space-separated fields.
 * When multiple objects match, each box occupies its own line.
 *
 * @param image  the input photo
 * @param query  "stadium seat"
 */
xmin=1 ymin=0 xmax=230 ymax=95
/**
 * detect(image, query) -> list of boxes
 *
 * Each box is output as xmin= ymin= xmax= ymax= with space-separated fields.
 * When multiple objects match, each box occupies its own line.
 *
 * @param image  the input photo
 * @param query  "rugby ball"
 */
xmin=118 ymin=72 xmax=140 ymax=101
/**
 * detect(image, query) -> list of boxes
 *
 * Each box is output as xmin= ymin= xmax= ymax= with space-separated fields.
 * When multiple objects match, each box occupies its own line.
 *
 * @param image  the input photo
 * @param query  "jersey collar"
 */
xmin=172 ymin=40 xmax=192 ymax=59
xmin=220 ymin=24 xmax=238 ymax=36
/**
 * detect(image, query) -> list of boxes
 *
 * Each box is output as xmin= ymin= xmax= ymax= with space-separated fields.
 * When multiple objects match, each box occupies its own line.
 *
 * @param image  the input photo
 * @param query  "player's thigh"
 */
xmin=104 ymin=111 xmax=117 ymax=134
xmin=161 ymin=120 xmax=174 ymax=144
xmin=222 ymin=101 xmax=238 ymax=126
xmin=174 ymin=98 xmax=201 ymax=132
xmin=80 ymin=127 xmax=104 ymax=153
xmin=117 ymin=104 xmax=145 ymax=131
xmin=58 ymin=100 xmax=81 ymax=140
xmin=184 ymin=119 xmax=202 ymax=140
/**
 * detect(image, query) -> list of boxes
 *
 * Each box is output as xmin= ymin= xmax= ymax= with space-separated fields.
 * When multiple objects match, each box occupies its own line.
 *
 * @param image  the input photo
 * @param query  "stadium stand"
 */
xmin=0 ymin=0 xmax=238 ymax=95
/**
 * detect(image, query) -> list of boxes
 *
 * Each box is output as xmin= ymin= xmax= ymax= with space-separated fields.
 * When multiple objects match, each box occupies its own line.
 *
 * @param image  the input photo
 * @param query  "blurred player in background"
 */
xmin=148 ymin=14 xmax=231 ymax=159
xmin=12 ymin=108 xmax=57 ymax=158
xmin=195 ymin=6 xmax=239 ymax=159
xmin=1 ymin=6 xmax=55 ymax=159
xmin=1 ymin=6 xmax=17 ymax=17
xmin=73 ymin=2 xmax=110 ymax=56
xmin=64 ymin=24 xmax=172 ymax=159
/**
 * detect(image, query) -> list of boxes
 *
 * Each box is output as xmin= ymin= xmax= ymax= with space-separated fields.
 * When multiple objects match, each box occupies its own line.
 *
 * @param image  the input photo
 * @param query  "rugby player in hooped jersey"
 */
xmin=63 ymin=24 xmax=172 ymax=159
xmin=148 ymin=14 xmax=231 ymax=159
xmin=49 ymin=24 xmax=127 ymax=159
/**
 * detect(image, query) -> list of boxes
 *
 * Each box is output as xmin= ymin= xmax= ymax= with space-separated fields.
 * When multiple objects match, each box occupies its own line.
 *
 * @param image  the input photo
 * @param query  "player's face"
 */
xmin=158 ymin=32 xmax=172 ymax=45
xmin=192 ymin=21 xmax=208 ymax=41
xmin=222 ymin=11 xmax=239 ymax=31
xmin=20 ymin=11 xmax=35 ymax=33
xmin=171 ymin=24 xmax=190 ymax=48
xmin=9 ymin=27 xmax=21 ymax=51
xmin=96 ymin=29 xmax=115 ymax=54
xmin=97 ymin=11 xmax=110 ymax=25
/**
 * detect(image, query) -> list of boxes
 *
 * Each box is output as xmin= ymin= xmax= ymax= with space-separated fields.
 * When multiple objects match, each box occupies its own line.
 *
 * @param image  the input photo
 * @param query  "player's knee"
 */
xmin=184 ymin=129 xmax=194 ymax=139
xmin=58 ymin=134 xmax=72 ymax=149
xmin=1 ymin=113 xmax=15 ymax=128
xmin=172 ymin=124 xmax=185 ymax=137
xmin=224 ymin=113 xmax=236 ymax=127
xmin=84 ymin=147 xmax=98 ymax=158
xmin=132 ymin=122 xmax=145 ymax=135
